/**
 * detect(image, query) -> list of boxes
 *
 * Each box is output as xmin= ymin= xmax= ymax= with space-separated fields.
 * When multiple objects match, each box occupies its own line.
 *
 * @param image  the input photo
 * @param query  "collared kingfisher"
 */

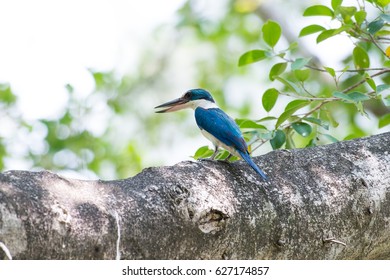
xmin=155 ymin=88 xmax=268 ymax=180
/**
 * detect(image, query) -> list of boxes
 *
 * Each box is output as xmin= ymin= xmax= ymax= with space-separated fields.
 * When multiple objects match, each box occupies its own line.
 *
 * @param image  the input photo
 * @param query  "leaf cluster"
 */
xmin=195 ymin=0 xmax=390 ymax=158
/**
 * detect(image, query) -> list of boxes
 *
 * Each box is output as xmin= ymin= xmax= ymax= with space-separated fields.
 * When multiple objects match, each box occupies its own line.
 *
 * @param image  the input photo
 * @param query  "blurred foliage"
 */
xmin=187 ymin=0 xmax=390 ymax=158
xmin=0 ymin=0 xmax=389 ymax=178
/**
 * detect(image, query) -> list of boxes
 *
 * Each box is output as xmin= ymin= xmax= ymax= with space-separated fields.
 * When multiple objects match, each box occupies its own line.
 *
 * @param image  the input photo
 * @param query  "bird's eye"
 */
xmin=183 ymin=92 xmax=190 ymax=98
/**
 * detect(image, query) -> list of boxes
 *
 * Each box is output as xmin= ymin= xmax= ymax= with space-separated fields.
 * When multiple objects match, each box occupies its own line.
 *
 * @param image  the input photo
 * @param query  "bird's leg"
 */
xmin=198 ymin=146 xmax=219 ymax=162
xmin=210 ymin=146 xmax=219 ymax=160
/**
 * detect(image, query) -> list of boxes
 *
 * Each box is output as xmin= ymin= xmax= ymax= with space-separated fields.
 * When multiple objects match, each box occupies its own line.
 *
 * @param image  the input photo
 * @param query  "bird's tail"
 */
xmin=238 ymin=150 xmax=268 ymax=180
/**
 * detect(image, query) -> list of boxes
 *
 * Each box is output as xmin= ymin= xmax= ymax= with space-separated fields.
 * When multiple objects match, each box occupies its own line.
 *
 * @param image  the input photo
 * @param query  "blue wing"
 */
xmin=195 ymin=107 xmax=268 ymax=180
xmin=195 ymin=108 xmax=247 ymax=153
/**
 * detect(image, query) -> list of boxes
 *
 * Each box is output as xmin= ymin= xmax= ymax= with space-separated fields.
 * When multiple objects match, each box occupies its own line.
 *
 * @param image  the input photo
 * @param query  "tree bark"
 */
xmin=0 ymin=132 xmax=389 ymax=260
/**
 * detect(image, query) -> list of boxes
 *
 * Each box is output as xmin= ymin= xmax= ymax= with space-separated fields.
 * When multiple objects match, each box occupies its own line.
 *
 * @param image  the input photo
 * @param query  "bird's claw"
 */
xmin=197 ymin=158 xmax=214 ymax=162
xmin=197 ymin=157 xmax=230 ymax=163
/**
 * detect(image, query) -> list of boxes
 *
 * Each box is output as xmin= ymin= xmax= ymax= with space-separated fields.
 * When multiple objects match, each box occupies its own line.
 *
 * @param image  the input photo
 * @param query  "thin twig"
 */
xmin=276 ymin=69 xmax=390 ymax=130
xmin=342 ymin=68 xmax=390 ymax=93
xmin=283 ymin=101 xmax=330 ymax=130
xmin=279 ymin=92 xmax=339 ymax=101
xmin=251 ymin=138 xmax=269 ymax=153
xmin=377 ymin=37 xmax=390 ymax=42
xmin=281 ymin=57 xmax=387 ymax=73
xmin=368 ymin=33 xmax=388 ymax=57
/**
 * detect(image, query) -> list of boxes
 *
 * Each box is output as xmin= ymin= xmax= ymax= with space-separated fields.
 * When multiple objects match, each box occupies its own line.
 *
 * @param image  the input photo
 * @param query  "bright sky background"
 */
xmin=0 ymin=0 xmax=185 ymax=120
xmin=0 ymin=0 xmax=356 ymax=121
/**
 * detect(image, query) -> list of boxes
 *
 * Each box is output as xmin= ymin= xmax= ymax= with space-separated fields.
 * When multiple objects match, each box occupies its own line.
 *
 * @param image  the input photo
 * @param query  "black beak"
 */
xmin=154 ymin=96 xmax=189 ymax=113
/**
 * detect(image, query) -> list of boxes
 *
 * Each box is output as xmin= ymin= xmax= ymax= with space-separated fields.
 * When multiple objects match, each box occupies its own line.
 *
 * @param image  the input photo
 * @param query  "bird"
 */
xmin=154 ymin=88 xmax=268 ymax=180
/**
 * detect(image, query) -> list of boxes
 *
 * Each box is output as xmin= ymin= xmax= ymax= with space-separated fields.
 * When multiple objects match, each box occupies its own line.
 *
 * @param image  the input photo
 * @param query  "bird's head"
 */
xmin=155 ymin=89 xmax=216 ymax=113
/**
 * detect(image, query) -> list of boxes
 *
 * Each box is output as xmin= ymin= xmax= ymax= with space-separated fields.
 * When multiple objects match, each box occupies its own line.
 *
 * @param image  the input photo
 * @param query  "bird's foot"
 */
xmin=279 ymin=149 xmax=292 ymax=154
xmin=218 ymin=153 xmax=233 ymax=163
xmin=216 ymin=158 xmax=231 ymax=163
xmin=198 ymin=153 xmax=232 ymax=163
xmin=197 ymin=158 xmax=215 ymax=162
xmin=198 ymin=157 xmax=230 ymax=163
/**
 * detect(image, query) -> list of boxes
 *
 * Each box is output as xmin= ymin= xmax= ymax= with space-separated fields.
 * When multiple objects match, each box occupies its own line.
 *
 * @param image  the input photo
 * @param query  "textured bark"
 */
xmin=0 ymin=132 xmax=389 ymax=260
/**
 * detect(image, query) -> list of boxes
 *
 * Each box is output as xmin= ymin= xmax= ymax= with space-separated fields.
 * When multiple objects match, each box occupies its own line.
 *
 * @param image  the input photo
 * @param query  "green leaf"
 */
xmin=332 ymin=0 xmax=343 ymax=10
xmin=324 ymin=66 xmax=336 ymax=77
xmin=65 ymin=84 xmax=74 ymax=93
xmin=376 ymin=30 xmax=390 ymax=36
xmin=257 ymin=131 xmax=274 ymax=140
xmin=257 ymin=116 xmax=278 ymax=122
xmin=238 ymin=50 xmax=268 ymax=66
xmin=364 ymin=73 xmax=376 ymax=91
xmin=380 ymin=14 xmax=390 ymax=23
xmin=275 ymin=77 xmax=301 ymax=94
xmin=353 ymin=46 xmax=370 ymax=70
xmin=276 ymin=109 xmax=296 ymax=128
xmin=287 ymin=42 xmax=299 ymax=51
xmin=285 ymin=100 xmax=311 ymax=111
xmin=235 ymin=119 xmax=266 ymax=129
xmin=292 ymin=122 xmax=312 ymax=137
xmin=299 ymin=25 xmax=326 ymax=37
xmin=316 ymin=25 xmax=352 ymax=43
xmin=303 ymin=117 xmax=329 ymax=130
xmin=270 ymin=130 xmax=286 ymax=150
xmin=269 ymin=63 xmax=287 ymax=81
xmin=366 ymin=76 xmax=376 ymax=91
xmin=377 ymin=84 xmax=390 ymax=93
xmin=317 ymin=29 xmax=337 ymax=43
xmin=333 ymin=91 xmax=350 ymax=100
xmin=306 ymin=138 xmax=317 ymax=147
xmin=324 ymin=110 xmax=339 ymax=127
xmin=216 ymin=150 xmax=236 ymax=161
xmin=294 ymin=69 xmax=311 ymax=82
xmin=376 ymin=0 xmax=390 ymax=8
xmin=262 ymin=20 xmax=282 ymax=48
xmin=379 ymin=114 xmax=390 ymax=128
xmin=367 ymin=19 xmax=385 ymax=34
xmin=285 ymin=133 xmax=296 ymax=149
xmin=323 ymin=134 xmax=339 ymax=143
xmin=383 ymin=96 xmax=390 ymax=107
xmin=262 ymin=88 xmax=279 ymax=112
xmin=0 ymin=84 xmax=17 ymax=105
xmin=354 ymin=10 xmax=367 ymax=25
xmin=291 ymin=58 xmax=311 ymax=70
xmin=303 ymin=5 xmax=334 ymax=17
xmin=333 ymin=91 xmax=370 ymax=102
xmin=193 ymin=146 xmax=213 ymax=159
xmin=276 ymin=100 xmax=311 ymax=128
xmin=355 ymin=100 xmax=367 ymax=116
xmin=339 ymin=6 xmax=357 ymax=22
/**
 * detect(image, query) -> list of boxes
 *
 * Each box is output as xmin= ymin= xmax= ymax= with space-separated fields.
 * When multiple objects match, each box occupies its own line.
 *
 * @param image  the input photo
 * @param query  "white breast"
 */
xmin=189 ymin=99 xmax=219 ymax=110
xmin=200 ymin=129 xmax=240 ymax=158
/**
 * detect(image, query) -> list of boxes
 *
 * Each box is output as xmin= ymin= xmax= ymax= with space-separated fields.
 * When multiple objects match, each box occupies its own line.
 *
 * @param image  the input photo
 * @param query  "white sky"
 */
xmin=0 ymin=0 xmax=185 ymax=119
xmin=0 ymin=0 xmax=362 ymax=121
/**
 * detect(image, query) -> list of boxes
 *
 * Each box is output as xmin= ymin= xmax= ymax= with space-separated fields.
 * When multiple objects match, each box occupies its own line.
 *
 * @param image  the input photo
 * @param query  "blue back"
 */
xmin=195 ymin=107 xmax=248 ymax=153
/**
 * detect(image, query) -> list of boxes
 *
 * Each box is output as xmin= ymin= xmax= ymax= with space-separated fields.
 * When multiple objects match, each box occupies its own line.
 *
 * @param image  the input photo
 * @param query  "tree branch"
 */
xmin=1 ymin=132 xmax=390 ymax=259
